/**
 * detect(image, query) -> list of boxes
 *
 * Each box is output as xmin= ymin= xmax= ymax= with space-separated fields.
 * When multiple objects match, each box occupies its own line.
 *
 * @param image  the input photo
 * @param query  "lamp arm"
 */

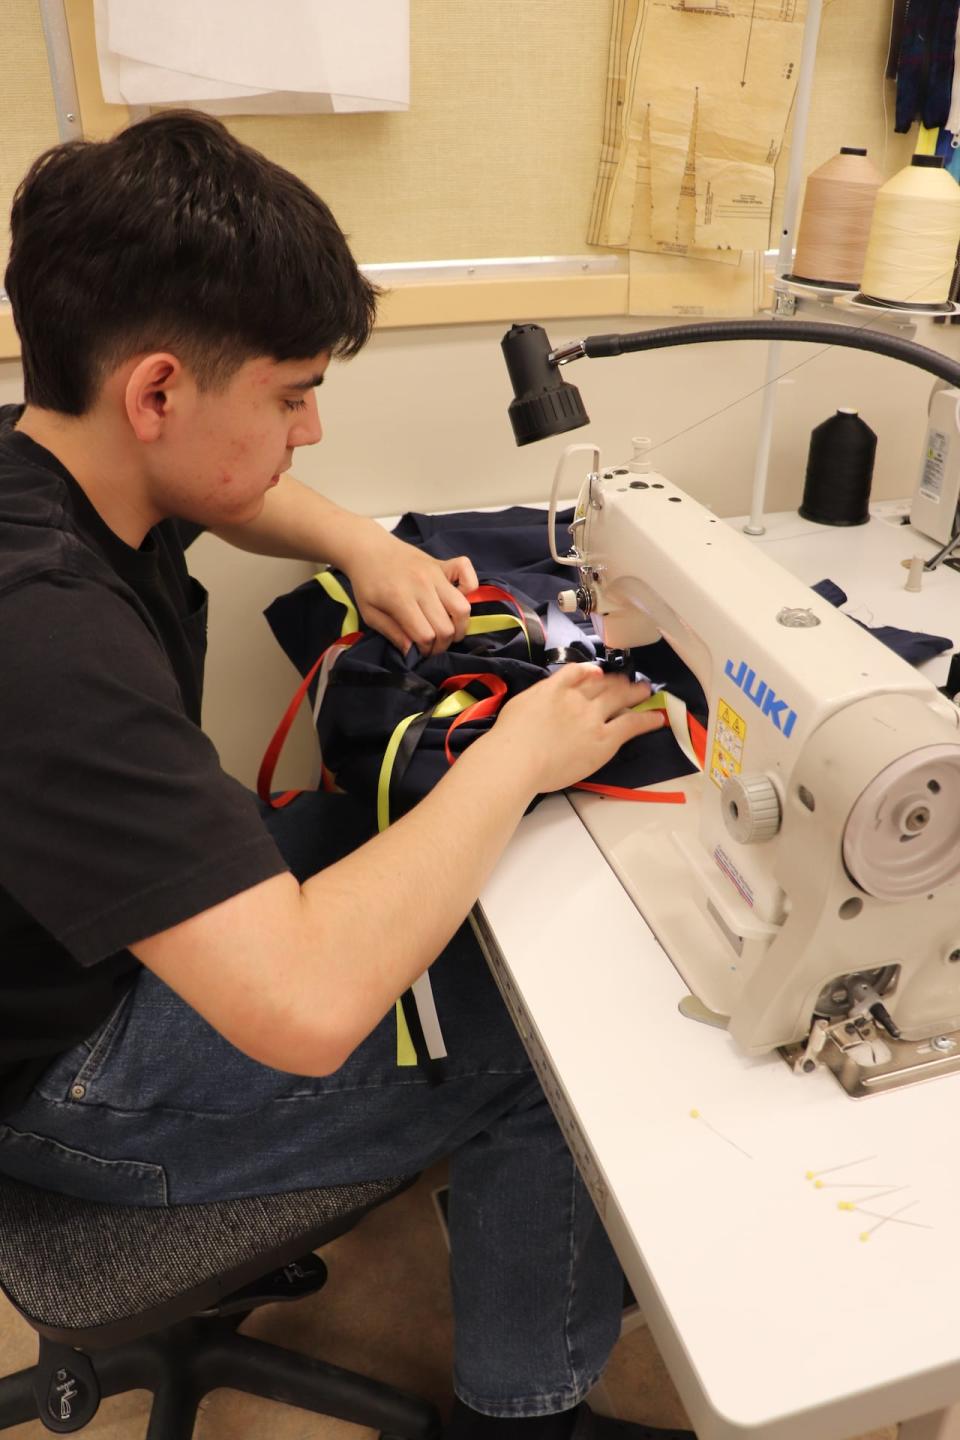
xmin=569 ymin=319 xmax=960 ymax=392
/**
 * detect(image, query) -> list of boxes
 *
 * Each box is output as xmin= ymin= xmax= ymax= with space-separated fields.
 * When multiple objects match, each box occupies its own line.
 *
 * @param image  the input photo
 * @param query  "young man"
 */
xmin=0 ymin=112 xmax=690 ymax=1440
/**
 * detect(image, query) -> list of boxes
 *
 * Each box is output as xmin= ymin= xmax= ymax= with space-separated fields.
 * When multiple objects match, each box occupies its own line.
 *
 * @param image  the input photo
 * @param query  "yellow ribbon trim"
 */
xmin=467 ymin=615 xmax=522 ymax=635
xmin=377 ymin=711 xmax=423 ymax=833
xmin=395 ymin=1000 xmax=417 ymax=1066
xmin=916 ymin=125 xmax=939 ymax=156
xmin=468 ymin=610 xmax=530 ymax=658
xmin=376 ymin=692 xmax=472 ymax=1066
xmin=314 ymin=570 xmax=360 ymax=637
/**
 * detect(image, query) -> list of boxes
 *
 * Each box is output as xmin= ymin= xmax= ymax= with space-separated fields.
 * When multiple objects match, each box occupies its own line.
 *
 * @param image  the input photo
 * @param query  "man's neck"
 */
xmin=16 ymin=407 xmax=158 ymax=548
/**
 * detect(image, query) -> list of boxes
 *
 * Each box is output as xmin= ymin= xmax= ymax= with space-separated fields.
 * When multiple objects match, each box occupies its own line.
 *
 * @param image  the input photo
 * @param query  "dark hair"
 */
xmin=4 ymin=110 xmax=379 ymax=414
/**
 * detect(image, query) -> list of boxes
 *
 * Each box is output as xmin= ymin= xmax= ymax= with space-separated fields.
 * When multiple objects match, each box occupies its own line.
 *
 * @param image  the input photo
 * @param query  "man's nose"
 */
xmin=291 ymin=394 xmax=323 ymax=446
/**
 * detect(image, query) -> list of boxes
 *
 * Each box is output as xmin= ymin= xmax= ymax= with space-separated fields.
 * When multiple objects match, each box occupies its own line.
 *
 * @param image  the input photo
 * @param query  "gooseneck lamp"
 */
xmin=501 ymin=318 xmax=960 ymax=448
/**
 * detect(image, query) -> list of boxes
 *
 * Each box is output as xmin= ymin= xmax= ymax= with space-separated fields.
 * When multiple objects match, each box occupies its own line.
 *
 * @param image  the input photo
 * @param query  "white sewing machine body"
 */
xmin=556 ymin=449 xmax=960 ymax=1093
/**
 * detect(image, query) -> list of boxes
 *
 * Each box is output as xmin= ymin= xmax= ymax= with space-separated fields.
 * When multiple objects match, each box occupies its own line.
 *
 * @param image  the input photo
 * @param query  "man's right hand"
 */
xmin=487 ymin=663 xmax=667 ymax=797
xmin=133 ymin=663 xmax=668 ymax=1080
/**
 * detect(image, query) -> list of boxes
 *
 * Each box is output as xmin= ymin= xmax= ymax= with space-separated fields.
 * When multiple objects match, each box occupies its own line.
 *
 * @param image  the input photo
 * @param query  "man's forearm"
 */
xmin=294 ymin=730 xmax=537 ymax=1065
xmin=212 ymin=473 xmax=381 ymax=567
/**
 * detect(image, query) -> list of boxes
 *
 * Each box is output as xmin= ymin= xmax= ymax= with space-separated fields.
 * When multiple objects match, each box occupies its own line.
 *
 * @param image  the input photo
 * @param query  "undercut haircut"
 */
xmin=4 ymin=110 xmax=379 ymax=415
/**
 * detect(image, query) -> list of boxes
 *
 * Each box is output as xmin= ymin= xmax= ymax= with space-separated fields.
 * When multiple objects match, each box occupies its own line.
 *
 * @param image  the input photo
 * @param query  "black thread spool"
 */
xmin=799 ymin=408 xmax=877 ymax=526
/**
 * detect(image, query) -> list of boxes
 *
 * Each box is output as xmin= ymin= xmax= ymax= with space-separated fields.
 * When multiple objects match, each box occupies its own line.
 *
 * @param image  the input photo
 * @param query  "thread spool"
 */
xmin=858 ymin=155 xmax=960 ymax=310
xmin=799 ymin=408 xmax=877 ymax=527
xmin=790 ymin=147 xmax=883 ymax=290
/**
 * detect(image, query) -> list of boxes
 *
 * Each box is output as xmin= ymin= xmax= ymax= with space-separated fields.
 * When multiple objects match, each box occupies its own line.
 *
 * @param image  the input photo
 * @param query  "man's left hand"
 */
xmin=346 ymin=530 xmax=478 ymax=656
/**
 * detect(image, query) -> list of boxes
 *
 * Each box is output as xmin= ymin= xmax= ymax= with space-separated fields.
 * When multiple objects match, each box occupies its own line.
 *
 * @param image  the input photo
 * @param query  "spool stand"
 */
xmin=741 ymin=0 xmax=956 ymax=536
xmin=743 ymin=0 xmax=821 ymax=537
xmin=841 ymin=292 xmax=960 ymax=318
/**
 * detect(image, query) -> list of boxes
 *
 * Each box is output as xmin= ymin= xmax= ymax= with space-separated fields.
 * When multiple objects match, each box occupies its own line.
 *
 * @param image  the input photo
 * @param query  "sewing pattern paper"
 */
xmin=590 ymin=0 xmax=806 ymax=261
xmin=94 ymin=0 xmax=409 ymax=115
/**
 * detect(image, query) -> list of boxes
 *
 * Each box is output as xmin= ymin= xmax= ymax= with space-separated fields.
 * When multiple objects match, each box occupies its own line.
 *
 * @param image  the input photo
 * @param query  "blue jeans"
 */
xmin=0 ymin=792 xmax=623 ymax=1416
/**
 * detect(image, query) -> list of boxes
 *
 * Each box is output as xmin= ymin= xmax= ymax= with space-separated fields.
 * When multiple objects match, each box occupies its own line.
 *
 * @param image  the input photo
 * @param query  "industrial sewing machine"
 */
xmin=548 ymin=441 xmax=960 ymax=1097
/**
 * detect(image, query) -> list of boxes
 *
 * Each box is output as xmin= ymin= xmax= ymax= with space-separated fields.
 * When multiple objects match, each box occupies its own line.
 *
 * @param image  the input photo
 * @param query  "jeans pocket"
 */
xmin=62 ymin=985 xmax=137 ymax=1104
xmin=0 ymin=1123 xmax=167 ymax=1205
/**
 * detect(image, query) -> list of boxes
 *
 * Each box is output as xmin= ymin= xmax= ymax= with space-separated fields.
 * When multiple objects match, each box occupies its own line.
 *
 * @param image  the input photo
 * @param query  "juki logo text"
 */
xmin=723 ymin=659 xmax=798 ymax=738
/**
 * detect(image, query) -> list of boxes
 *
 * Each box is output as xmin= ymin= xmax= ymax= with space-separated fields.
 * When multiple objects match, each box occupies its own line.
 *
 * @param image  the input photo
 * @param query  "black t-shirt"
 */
xmin=0 ymin=406 xmax=288 ymax=1113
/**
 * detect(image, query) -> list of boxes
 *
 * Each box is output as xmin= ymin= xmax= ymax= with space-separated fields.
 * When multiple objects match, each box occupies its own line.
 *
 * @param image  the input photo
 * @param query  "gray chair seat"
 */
xmin=0 ymin=1171 xmax=410 ymax=1344
xmin=0 ymin=1170 xmax=440 ymax=1437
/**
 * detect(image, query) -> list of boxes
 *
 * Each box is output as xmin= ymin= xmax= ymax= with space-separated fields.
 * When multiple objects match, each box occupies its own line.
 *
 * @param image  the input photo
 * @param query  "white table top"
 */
xmin=476 ymin=508 xmax=960 ymax=1440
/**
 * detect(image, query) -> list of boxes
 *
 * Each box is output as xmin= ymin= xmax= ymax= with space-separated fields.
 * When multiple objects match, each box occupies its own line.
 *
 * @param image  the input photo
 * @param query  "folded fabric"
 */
xmin=264 ymin=518 xmax=955 ymax=825
xmin=811 ymin=578 xmax=953 ymax=664
xmin=264 ymin=562 xmax=703 ymax=823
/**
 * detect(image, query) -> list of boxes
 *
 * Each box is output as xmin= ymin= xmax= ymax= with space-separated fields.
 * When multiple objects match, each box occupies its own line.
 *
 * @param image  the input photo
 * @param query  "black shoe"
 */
xmin=569 ymin=1402 xmax=696 ymax=1440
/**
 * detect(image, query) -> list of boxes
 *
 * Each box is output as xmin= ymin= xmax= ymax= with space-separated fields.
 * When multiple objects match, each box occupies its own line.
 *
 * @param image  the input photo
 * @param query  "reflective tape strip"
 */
xmin=634 ymin=690 xmax=702 ymax=772
xmin=312 ymin=639 xmax=354 ymax=797
xmin=314 ymin=570 xmax=360 ymax=636
xmin=664 ymin=692 xmax=702 ymax=771
xmin=312 ymin=641 xmax=350 ymax=725
xmin=411 ymin=973 xmax=448 ymax=1059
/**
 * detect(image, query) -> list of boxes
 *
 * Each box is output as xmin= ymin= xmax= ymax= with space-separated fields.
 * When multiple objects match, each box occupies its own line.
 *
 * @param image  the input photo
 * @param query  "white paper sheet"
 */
xmin=94 ymin=0 xmax=409 ymax=115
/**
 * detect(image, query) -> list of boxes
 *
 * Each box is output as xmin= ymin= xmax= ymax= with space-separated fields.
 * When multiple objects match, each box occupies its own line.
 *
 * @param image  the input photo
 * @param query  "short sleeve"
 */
xmin=0 ymin=572 xmax=288 ymax=964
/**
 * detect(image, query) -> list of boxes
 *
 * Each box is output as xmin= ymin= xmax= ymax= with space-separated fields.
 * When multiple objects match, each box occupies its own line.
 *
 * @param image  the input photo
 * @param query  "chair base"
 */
xmin=0 ymin=1312 xmax=442 ymax=1440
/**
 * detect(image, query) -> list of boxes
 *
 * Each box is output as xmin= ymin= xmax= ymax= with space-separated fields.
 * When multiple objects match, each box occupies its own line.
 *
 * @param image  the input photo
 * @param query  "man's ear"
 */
xmin=123 ymin=354 xmax=185 ymax=442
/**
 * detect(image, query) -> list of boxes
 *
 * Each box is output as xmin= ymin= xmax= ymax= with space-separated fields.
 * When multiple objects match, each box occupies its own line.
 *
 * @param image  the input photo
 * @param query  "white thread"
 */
xmin=860 ymin=161 xmax=960 ymax=305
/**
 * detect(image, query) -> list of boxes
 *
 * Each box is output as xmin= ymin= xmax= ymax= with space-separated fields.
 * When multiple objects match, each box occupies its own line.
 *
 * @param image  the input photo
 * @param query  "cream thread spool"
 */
xmin=791 ymin=147 xmax=883 ymax=290
xmin=858 ymin=154 xmax=960 ymax=309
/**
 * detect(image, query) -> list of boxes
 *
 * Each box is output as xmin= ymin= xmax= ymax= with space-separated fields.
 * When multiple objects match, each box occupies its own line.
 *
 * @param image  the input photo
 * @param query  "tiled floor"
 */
xmin=0 ymin=1165 xmax=898 ymax=1438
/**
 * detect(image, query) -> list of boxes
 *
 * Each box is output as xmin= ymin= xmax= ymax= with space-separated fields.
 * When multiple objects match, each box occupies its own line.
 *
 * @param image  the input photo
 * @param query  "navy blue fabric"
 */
xmin=811 ymin=578 xmax=953 ymax=664
xmin=264 ymin=509 xmax=704 ymax=814
xmin=895 ymin=0 xmax=937 ymax=132
xmin=923 ymin=0 xmax=960 ymax=129
xmin=264 ymin=512 xmax=954 ymax=817
xmin=393 ymin=507 xmax=586 ymax=610
xmin=893 ymin=0 xmax=960 ymax=132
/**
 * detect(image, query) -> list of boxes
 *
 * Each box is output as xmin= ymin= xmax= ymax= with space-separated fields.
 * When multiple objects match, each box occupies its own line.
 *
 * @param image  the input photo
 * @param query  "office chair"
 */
xmin=0 ymin=1169 xmax=442 ymax=1438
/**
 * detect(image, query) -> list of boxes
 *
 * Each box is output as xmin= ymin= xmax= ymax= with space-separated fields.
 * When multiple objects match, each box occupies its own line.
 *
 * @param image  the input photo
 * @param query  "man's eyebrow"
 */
xmin=288 ymin=374 xmax=326 ymax=390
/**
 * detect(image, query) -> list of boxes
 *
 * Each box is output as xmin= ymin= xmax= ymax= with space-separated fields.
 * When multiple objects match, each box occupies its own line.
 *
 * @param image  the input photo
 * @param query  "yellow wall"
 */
xmin=0 ymin=0 xmax=912 ymax=356
xmin=0 ymin=0 xmax=62 ymax=263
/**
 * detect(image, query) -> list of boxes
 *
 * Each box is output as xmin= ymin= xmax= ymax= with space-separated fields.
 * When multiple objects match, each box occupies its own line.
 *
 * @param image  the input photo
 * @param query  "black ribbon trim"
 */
xmin=389 ymin=709 xmax=434 ymax=822
xmin=399 ymin=987 xmax=445 ymax=1086
xmin=326 ymin=669 xmax=438 ymax=700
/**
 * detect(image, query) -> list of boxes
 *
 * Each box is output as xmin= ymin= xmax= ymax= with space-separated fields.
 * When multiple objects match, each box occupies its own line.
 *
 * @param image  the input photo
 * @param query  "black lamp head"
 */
xmin=501 ymin=323 xmax=589 ymax=446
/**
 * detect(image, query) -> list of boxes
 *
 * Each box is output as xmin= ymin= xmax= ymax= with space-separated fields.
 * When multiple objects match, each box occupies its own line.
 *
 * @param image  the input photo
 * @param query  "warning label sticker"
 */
xmin=920 ymin=429 xmax=948 ymax=503
xmin=710 ymin=698 xmax=746 ymax=789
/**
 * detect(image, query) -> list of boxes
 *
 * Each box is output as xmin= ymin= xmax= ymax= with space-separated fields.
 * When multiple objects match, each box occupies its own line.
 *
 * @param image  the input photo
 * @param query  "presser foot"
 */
xmin=781 ymin=1017 xmax=960 ymax=1097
